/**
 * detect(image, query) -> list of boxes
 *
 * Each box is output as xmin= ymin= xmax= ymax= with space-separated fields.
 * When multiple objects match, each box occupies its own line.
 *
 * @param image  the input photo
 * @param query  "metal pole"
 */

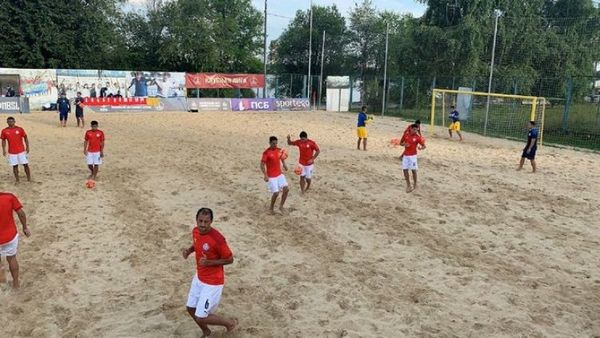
xmin=484 ymin=10 xmax=501 ymax=136
xmin=319 ymin=30 xmax=325 ymax=111
xmin=263 ymin=0 xmax=267 ymax=98
xmin=307 ymin=0 xmax=313 ymax=107
xmin=381 ymin=22 xmax=389 ymax=116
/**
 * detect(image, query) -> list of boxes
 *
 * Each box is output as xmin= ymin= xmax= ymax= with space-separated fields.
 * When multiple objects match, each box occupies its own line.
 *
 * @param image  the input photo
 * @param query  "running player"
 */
xmin=57 ymin=92 xmax=70 ymax=127
xmin=400 ymin=124 xmax=426 ymax=193
xmin=357 ymin=105 xmax=368 ymax=151
xmin=261 ymin=136 xmax=289 ymax=214
xmin=517 ymin=120 xmax=538 ymax=173
xmin=0 ymin=192 xmax=30 ymax=289
xmin=1 ymin=117 xmax=31 ymax=183
xmin=287 ymin=131 xmax=320 ymax=194
xmin=74 ymin=92 xmax=85 ymax=128
xmin=83 ymin=121 xmax=105 ymax=180
xmin=400 ymin=119 xmax=422 ymax=161
xmin=182 ymin=208 xmax=236 ymax=337
xmin=448 ymin=106 xmax=463 ymax=141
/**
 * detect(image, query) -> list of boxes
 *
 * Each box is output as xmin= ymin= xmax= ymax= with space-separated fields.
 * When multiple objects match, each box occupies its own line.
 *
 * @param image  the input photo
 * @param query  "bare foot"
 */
xmin=279 ymin=207 xmax=287 ymax=215
xmin=12 ymin=280 xmax=20 ymax=289
xmin=0 ymin=265 xmax=6 ymax=284
xmin=516 ymin=167 xmax=523 ymax=171
xmin=200 ymin=328 xmax=212 ymax=337
xmin=268 ymin=209 xmax=276 ymax=215
xmin=406 ymin=186 xmax=414 ymax=193
xmin=225 ymin=319 xmax=238 ymax=332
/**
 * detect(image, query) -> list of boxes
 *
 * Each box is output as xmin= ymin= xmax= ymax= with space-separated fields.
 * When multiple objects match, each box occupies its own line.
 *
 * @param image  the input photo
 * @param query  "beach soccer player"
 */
xmin=287 ymin=131 xmax=320 ymax=194
xmin=1 ymin=117 xmax=31 ymax=183
xmin=400 ymin=124 xmax=426 ymax=193
xmin=400 ymin=119 xmax=422 ymax=161
xmin=517 ymin=120 xmax=538 ymax=173
xmin=74 ymin=91 xmax=85 ymax=128
xmin=57 ymin=92 xmax=71 ymax=128
xmin=261 ymin=136 xmax=289 ymax=214
xmin=357 ymin=105 xmax=368 ymax=151
xmin=0 ymin=192 xmax=30 ymax=289
xmin=182 ymin=208 xmax=236 ymax=337
xmin=448 ymin=106 xmax=463 ymax=141
xmin=83 ymin=121 xmax=105 ymax=180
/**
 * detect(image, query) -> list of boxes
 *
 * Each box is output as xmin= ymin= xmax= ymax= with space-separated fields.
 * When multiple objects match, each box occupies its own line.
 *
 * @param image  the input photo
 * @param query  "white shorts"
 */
xmin=267 ymin=174 xmax=288 ymax=193
xmin=86 ymin=152 xmax=102 ymax=165
xmin=402 ymin=155 xmax=418 ymax=170
xmin=0 ymin=234 xmax=18 ymax=257
xmin=301 ymin=164 xmax=314 ymax=179
xmin=8 ymin=152 xmax=28 ymax=166
xmin=186 ymin=275 xmax=224 ymax=318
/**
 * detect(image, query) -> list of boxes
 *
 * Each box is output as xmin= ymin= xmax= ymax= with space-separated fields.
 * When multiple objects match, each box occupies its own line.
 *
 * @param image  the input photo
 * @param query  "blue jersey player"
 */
xmin=56 ymin=92 xmax=71 ymax=128
xmin=517 ymin=121 xmax=538 ymax=173
xmin=448 ymin=106 xmax=463 ymax=141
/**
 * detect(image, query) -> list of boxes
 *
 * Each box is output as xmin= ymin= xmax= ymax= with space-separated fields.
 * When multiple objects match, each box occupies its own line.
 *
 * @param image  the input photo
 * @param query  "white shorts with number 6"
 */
xmin=301 ymin=164 xmax=314 ymax=178
xmin=186 ymin=274 xmax=223 ymax=318
xmin=267 ymin=174 xmax=288 ymax=193
xmin=402 ymin=155 xmax=418 ymax=170
xmin=86 ymin=152 xmax=102 ymax=165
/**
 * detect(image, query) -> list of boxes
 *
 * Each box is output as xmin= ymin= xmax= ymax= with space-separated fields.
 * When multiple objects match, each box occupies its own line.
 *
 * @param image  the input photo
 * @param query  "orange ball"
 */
xmin=294 ymin=165 xmax=303 ymax=176
xmin=86 ymin=179 xmax=96 ymax=189
xmin=280 ymin=148 xmax=289 ymax=160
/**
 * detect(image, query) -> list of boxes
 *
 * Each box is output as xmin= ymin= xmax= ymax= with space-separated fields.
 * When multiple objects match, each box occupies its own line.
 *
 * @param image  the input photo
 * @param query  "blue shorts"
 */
xmin=521 ymin=146 xmax=537 ymax=160
xmin=59 ymin=112 xmax=69 ymax=121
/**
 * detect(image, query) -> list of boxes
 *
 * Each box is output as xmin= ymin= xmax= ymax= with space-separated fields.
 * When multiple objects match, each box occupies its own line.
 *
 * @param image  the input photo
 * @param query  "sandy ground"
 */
xmin=0 ymin=110 xmax=598 ymax=338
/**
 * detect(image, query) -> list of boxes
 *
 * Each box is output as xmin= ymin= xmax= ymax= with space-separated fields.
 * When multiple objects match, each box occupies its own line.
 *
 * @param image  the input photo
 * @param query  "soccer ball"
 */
xmin=280 ymin=148 xmax=288 ymax=160
xmin=86 ymin=179 xmax=96 ymax=189
xmin=294 ymin=164 xmax=303 ymax=176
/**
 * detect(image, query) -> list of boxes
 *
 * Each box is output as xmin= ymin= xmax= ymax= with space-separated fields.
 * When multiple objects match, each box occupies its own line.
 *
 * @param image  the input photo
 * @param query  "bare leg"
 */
xmin=269 ymin=192 xmax=279 ymax=214
xmin=92 ymin=165 xmax=99 ymax=180
xmin=0 ymin=260 xmax=6 ymax=284
xmin=531 ymin=160 xmax=536 ymax=173
xmin=363 ymin=138 xmax=367 ymax=151
xmin=517 ymin=157 xmax=525 ymax=171
xmin=412 ymin=170 xmax=418 ymax=190
xmin=88 ymin=165 xmax=94 ymax=179
xmin=187 ymin=307 xmax=212 ymax=337
xmin=299 ymin=176 xmax=306 ymax=194
xmin=305 ymin=178 xmax=312 ymax=192
xmin=357 ymin=138 xmax=361 ymax=150
xmin=279 ymin=186 xmax=289 ymax=212
xmin=194 ymin=313 xmax=236 ymax=333
xmin=448 ymin=129 xmax=453 ymax=138
xmin=6 ymin=255 xmax=19 ymax=289
xmin=23 ymin=164 xmax=31 ymax=182
xmin=81 ymin=117 xmax=85 ymax=128
xmin=457 ymin=131 xmax=463 ymax=141
xmin=12 ymin=165 xmax=19 ymax=183
xmin=403 ymin=169 xmax=412 ymax=192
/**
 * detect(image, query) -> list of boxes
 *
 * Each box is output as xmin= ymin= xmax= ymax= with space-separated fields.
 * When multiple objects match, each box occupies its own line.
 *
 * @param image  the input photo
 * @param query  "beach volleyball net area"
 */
xmin=430 ymin=88 xmax=546 ymax=144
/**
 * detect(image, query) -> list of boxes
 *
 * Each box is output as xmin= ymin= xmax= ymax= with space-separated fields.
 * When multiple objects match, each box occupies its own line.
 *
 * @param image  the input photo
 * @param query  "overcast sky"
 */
xmin=252 ymin=0 xmax=427 ymax=42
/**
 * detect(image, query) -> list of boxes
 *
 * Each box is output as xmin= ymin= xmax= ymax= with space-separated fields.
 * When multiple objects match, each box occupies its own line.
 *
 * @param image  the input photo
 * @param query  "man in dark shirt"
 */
xmin=56 ymin=93 xmax=71 ymax=128
xmin=74 ymin=92 xmax=85 ymax=128
xmin=517 ymin=120 xmax=539 ymax=173
xmin=128 ymin=72 xmax=148 ymax=97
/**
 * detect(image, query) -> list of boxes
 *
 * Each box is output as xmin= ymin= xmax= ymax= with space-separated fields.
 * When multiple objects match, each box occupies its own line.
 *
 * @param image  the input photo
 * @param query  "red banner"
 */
xmin=185 ymin=73 xmax=265 ymax=89
xmin=83 ymin=97 xmax=147 ymax=106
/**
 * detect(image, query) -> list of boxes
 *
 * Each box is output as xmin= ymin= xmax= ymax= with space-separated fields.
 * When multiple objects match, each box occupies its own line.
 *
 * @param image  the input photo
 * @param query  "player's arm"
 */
xmin=527 ymin=136 xmax=537 ymax=152
xmin=1 ymin=138 xmax=6 ymax=156
xmin=182 ymin=245 xmax=195 ymax=259
xmin=16 ymin=208 xmax=30 ymax=237
xmin=100 ymin=139 xmax=105 ymax=157
xmin=281 ymin=157 xmax=288 ymax=171
xmin=260 ymin=161 xmax=268 ymax=181
xmin=311 ymin=146 xmax=320 ymax=162
xmin=24 ymin=135 xmax=29 ymax=153
xmin=419 ymin=139 xmax=426 ymax=150
xmin=286 ymin=134 xmax=294 ymax=145
xmin=83 ymin=139 xmax=88 ymax=155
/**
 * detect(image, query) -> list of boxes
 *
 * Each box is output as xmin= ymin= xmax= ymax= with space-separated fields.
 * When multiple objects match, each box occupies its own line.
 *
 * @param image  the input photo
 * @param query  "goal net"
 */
xmin=430 ymin=88 xmax=547 ymax=145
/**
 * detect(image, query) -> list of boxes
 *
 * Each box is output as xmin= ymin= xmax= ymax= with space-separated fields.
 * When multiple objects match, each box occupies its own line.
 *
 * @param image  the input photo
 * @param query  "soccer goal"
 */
xmin=430 ymin=88 xmax=547 ymax=145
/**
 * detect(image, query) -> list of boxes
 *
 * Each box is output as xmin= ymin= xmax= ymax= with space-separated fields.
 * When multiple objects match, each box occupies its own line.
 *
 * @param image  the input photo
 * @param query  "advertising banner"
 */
xmin=187 ymin=98 xmax=231 ymax=111
xmin=0 ymin=97 xmax=29 ymax=113
xmin=126 ymin=71 xmax=186 ymax=98
xmin=0 ymin=68 xmax=57 ymax=109
xmin=275 ymin=98 xmax=310 ymax=111
xmin=231 ymin=98 xmax=274 ymax=111
xmin=87 ymin=97 xmax=188 ymax=112
xmin=56 ymin=69 xmax=128 ymax=99
xmin=186 ymin=73 xmax=265 ymax=89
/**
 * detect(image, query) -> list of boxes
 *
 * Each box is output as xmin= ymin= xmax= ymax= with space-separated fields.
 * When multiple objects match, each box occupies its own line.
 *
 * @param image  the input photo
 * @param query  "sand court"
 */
xmin=0 ymin=110 xmax=598 ymax=337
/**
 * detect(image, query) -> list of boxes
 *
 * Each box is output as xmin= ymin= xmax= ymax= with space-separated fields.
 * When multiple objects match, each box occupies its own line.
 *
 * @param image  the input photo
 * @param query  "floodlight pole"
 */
xmin=381 ymin=22 xmax=389 ymax=116
xmin=484 ymin=10 xmax=501 ymax=136
xmin=263 ymin=0 xmax=268 ymax=98
xmin=307 ymin=0 xmax=313 ymax=108
xmin=319 ymin=30 xmax=326 ymax=110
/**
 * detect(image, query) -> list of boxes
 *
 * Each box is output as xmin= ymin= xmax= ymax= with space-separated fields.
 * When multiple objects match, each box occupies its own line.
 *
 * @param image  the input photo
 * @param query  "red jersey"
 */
xmin=0 ymin=193 xmax=23 ymax=244
xmin=85 ymin=129 xmax=105 ymax=152
xmin=291 ymin=139 xmax=319 ymax=166
xmin=401 ymin=134 xmax=425 ymax=156
xmin=193 ymin=227 xmax=233 ymax=285
xmin=261 ymin=147 xmax=282 ymax=178
xmin=1 ymin=126 xmax=27 ymax=154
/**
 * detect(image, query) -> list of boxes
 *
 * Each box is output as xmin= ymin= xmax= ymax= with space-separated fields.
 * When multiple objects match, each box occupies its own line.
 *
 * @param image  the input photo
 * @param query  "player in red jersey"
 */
xmin=287 ymin=131 xmax=320 ymax=194
xmin=1 ymin=117 xmax=31 ymax=183
xmin=83 ymin=121 xmax=105 ymax=180
xmin=182 ymin=208 xmax=236 ymax=337
xmin=261 ymin=136 xmax=289 ymax=214
xmin=399 ymin=119 xmax=421 ymax=161
xmin=0 ymin=193 xmax=30 ymax=289
xmin=400 ymin=124 xmax=426 ymax=193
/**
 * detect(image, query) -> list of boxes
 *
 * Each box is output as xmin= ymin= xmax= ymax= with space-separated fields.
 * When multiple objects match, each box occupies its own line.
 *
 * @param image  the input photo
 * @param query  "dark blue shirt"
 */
xmin=357 ymin=112 xmax=367 ymax=127
xmin=131 ymin=77 xmax=148 ymax=97
xmin=449 ymin=110 xmax=459 ymax=122
xmin=57 ymin=98 xmax=70 ymax=113
xmin=75 ymin=97 xmax=84 ymax=114
xmin=526 ymin=128 xmax=538 ymax=148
